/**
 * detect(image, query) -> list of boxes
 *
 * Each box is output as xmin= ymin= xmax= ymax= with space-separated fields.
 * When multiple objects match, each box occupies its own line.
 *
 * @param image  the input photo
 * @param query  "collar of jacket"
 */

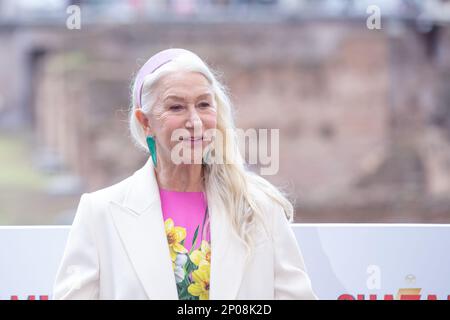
xmin=108 ymin=157 xmax=248 ymax=300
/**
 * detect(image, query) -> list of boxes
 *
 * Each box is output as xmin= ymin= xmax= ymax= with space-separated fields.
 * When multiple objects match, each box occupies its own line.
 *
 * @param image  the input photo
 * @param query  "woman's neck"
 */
xmin=154 ymin=158 xmax=204 ymax=192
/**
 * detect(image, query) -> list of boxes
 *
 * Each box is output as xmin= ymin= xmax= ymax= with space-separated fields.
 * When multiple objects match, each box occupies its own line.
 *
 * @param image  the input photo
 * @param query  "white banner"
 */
xmin=0 ymin=224 xmax=449 ymax=300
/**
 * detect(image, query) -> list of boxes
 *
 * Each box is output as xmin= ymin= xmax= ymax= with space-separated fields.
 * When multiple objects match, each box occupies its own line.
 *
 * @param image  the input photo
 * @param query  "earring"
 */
xmin=202 ymin=147 xmax=211 ymax=165
xmin=146 ymin=135 xmax=157 ymax=167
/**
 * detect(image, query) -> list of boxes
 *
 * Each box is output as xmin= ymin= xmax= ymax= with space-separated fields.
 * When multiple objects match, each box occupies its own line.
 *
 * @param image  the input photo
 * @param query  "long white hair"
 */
xmin=129 ymin=51 xmax=294 ymax=261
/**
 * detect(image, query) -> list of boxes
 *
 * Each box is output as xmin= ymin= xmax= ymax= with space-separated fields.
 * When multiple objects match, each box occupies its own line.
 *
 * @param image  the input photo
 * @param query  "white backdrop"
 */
xmin=0 ymin=224 xmax=449 ymax=300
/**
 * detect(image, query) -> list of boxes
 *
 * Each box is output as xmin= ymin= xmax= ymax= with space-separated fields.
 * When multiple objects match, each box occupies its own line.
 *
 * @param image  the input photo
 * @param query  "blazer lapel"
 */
xmin=209 ymin=199 xmax=248 ymax=300
xmin=109 ymin=158 xmax=178 ymax=300
xmin=109 ymin=157 xmax=248 ymax=300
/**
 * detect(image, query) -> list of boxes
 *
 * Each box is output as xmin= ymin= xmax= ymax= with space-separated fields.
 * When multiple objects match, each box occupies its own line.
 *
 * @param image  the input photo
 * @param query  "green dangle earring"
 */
xmin=146 ymin=135 xmax=157 ymax=167
xmin=202 ymin=147 xmax=211 ymax=165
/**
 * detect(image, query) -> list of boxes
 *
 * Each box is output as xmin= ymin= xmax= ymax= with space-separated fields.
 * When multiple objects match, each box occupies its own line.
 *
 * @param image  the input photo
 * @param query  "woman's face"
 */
xmin=136 ymin=71 xmax=217 ymax=164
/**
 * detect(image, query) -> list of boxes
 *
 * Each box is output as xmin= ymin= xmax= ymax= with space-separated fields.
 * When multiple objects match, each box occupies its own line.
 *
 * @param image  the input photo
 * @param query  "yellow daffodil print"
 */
xmin=164 ymin=218 xmax=188 ymax=261
xmin=189 ymin=240 xmax=211 ymax=266
xmin=187 ymin=261 xmax=210 ymax=300
xmin=164 ymin=217 xmax=211 ymax=300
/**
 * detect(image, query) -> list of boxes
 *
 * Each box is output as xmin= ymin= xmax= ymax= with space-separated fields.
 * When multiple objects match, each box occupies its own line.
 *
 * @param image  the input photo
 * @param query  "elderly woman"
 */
xmin=53 ymin=48 xmax=317 ymax=300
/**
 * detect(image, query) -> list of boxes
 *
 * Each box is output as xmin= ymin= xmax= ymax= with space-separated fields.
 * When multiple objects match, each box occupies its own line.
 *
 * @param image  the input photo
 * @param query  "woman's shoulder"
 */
xmin=248 ymin=181 xmax=284 ymax=216
xmin=246 ymin=173 xmax=293 ymax=224
xmin=80 ymin=173 xmax=135 ymax=211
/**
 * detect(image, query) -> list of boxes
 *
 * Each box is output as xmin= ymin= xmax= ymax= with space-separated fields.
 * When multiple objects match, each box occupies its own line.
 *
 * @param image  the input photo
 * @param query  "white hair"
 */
xmin=128 ymin=51 xmax=294 ymax=262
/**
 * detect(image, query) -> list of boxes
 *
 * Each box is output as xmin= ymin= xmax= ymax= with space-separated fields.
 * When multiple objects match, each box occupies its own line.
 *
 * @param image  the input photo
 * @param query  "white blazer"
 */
xmin=53 ymin=157 xmax=317 ymax=300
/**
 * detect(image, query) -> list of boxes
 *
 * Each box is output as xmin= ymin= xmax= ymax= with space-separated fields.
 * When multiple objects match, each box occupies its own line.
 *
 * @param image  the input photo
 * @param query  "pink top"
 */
xmin=159 ymin=187 xmax=210 ymax=251
xmin=159 ymin=187 xmax=211 ymax=300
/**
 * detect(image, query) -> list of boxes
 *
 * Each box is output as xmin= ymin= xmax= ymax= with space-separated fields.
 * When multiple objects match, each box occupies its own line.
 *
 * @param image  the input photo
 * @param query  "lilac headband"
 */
xmin=133 ymin=48 xmax=195 ymax=109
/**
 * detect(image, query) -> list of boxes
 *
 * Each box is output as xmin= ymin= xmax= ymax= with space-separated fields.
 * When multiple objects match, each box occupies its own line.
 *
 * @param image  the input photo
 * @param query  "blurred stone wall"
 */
xmin=1 ymin=21 xmax=450 ymax=222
